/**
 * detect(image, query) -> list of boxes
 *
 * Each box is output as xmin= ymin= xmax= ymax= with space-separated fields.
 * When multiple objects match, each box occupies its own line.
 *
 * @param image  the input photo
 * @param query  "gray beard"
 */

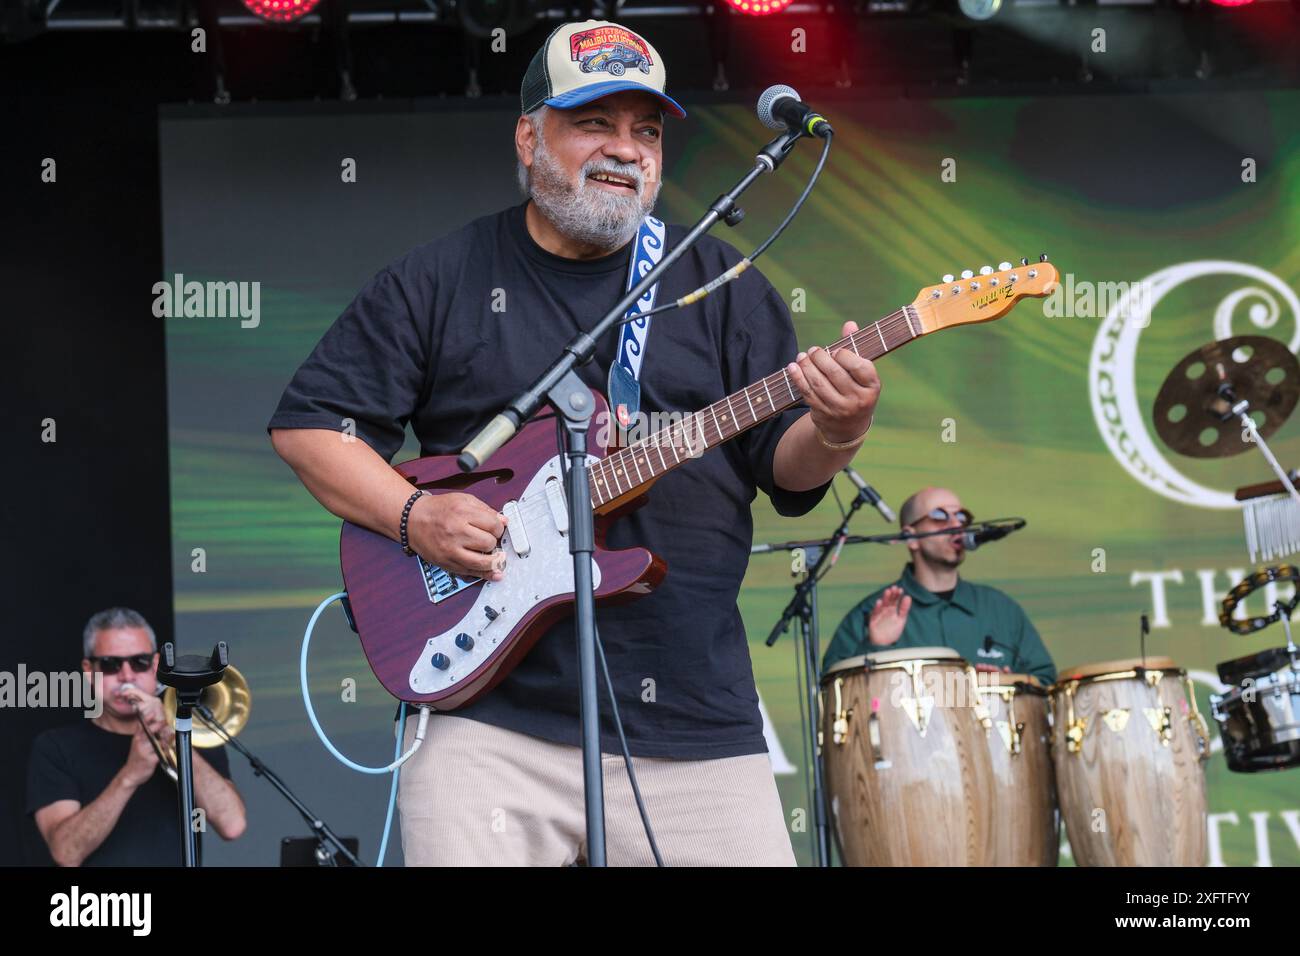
xmin=528 ymin=141 xmax=662 ymax=253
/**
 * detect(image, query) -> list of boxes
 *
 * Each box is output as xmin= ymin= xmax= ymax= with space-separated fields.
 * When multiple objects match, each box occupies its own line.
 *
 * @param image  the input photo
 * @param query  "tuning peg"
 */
xmin=1039 ymin=252 xmax=1049 ymax=262
xmin=1020 ymin=257 xmax=1029 ymax=266
xmin=998 ymin=261 xmax=1012 ymax=271
xmin=942 ymin=274 xmax=954 ymax=283
xmin=960 ymin=269 xmax=974 ymax=280
xmin=979 ymin=265 xmax=993 ymax=276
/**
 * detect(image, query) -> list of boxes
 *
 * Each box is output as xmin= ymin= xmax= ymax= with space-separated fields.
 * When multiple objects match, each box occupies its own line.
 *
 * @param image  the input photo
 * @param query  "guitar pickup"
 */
xmin=502 ymin=500 xmax=529 ymax=556
xmin=545 ymin=478 xmax=569 ymax=534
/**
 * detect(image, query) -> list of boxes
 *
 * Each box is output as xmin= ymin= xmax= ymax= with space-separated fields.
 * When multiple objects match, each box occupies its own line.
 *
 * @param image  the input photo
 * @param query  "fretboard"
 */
xmin=590 ymin=305 xmax=922 ymax=509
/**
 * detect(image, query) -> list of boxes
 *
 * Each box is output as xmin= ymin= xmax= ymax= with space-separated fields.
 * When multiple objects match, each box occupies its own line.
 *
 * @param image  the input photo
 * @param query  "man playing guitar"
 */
xmin=269 ymin=19 xmax=880 ymax=865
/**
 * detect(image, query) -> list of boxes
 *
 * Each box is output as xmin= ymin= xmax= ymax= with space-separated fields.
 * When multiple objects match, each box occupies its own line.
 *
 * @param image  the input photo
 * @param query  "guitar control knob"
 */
xmin=431 ymin=652 xmax=450 ymax=671
xmin=998 ymin=261 xmax=1012 ymax=271
xmin=455 ymin=632 xmax=475 ymax=651
xmin=484 ymin=606 xmax=499 ymax=622
xmin=979 ymin=265 xmax=993 ymax=275
xmin=960 ymin=270 xmax=974 ymax=280
xmin=1020 ymin=257 xmax=1029 ymax=266
xmin=942 ymin=274 xmax=955 ymax=283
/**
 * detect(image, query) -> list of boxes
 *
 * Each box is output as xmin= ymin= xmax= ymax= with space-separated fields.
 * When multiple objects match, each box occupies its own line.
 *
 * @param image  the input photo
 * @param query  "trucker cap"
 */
xmin=520 ymin=19 xmax=686 ymax=119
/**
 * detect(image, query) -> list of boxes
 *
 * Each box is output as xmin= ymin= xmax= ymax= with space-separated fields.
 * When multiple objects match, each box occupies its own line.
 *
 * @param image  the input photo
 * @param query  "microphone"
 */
xmin=962 ymin=522 xmax=1023 ymax=551
xmin=842 ymin=467 xmax=895 ymax=523
xmin=757 ymin=85 xmax=833 ymax=139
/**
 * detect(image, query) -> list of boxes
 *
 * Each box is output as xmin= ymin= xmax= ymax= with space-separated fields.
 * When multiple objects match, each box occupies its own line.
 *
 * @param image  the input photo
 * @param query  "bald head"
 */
xmin=899 ymin=486 xmax=963 ymax=530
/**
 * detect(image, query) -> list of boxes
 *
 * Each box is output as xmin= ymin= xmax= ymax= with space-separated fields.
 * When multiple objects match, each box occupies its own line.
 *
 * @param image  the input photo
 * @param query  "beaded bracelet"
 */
xmin=400 ymin=490 xmax=430 ymax=556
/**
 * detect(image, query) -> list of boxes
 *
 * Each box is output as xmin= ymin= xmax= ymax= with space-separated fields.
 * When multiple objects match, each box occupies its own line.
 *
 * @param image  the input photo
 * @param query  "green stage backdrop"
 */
xmin=160 ymin=89 xmax=1300 ymax=866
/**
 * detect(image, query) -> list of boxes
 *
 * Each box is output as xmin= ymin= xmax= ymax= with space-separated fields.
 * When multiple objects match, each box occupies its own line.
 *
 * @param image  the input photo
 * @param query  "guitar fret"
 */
xmin=762 ymin=377 xmax=775 ymax=412
xmin=743 ymin=386 xmax=757 ymax=424
xmin=689 ymin=412 xmax=708 ymax=451
xmin=710 ymin=404 xmax=722 ymax=443
xmin=628 ymin=445 xmax=645 ymax=485
xmin=655 ymin=438 xmax=669 ymax=472
xmin=876 ymin=323 xmax=887 ymax=354
xmin=608 ymin=455 xmax=624 ymax=496
xmin=723 ymin=394 xmax=738 ymax=436
xmin=903 ymin=308 xmax=916 ymax=338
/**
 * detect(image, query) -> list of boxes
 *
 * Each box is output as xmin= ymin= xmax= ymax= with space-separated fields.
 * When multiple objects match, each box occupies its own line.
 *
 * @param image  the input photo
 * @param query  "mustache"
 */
xmin=580 ymin=158 xmax=645 ymax=192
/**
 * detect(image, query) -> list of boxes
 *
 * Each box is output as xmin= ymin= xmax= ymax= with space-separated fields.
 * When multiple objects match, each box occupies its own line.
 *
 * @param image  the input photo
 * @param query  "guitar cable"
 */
xmin=299 ymin=590 xmax=431 ymax=866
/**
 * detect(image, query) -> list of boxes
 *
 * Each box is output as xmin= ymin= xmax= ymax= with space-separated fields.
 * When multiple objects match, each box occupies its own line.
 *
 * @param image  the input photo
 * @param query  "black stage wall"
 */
xmin=0 ymin=38 xmax=186 ymax=866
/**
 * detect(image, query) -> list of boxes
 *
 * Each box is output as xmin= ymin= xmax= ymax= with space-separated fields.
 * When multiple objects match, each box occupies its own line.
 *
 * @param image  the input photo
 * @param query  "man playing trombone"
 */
xmin=26 ymin=608 xmax=246 ymax=866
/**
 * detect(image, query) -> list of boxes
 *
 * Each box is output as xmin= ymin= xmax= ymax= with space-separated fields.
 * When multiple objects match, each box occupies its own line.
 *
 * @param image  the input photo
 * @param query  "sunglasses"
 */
xmin=89 ymin=654 xmax=155 ymax=674
xmin=915 ymin=507 xmax=974 ymax=527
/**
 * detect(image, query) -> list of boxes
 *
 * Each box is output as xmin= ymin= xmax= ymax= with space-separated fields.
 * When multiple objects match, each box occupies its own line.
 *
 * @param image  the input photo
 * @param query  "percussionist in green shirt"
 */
xmin=822 ymin=486 xmax=1056 ymax=682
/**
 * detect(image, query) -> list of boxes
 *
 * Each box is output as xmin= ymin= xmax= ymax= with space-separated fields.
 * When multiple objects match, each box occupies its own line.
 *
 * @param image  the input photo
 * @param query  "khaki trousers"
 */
xmin=397 ymin=714 xmax=797 ymax=867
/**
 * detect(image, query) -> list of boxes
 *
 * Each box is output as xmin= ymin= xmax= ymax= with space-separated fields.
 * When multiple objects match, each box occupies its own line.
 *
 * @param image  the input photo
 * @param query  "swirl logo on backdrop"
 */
xmin=1089 ymin=261 xmax=1300 ymax=509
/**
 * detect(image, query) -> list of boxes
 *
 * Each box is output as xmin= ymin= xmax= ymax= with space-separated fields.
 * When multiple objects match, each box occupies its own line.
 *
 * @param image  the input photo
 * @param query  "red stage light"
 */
xmin=722 ymin=0 xmax=796 ymax=15
xmin=241 ymin=0 xmax=322 ymax=22
xmin=1206 ymin=0 xmax=1253 ymax=5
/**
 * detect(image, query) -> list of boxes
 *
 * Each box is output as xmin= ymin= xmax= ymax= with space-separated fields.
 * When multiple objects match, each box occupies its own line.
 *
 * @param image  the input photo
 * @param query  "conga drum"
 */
xmin=1050 ymin=657 xmax=1210 ymax=866
xmin=820 ymin=647 xmax=994 ymax=866
xmin=974 ymin=672 xmax=1059 ymax=866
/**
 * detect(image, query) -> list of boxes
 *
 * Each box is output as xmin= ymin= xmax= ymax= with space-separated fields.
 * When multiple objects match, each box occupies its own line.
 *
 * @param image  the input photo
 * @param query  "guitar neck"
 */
xmin=590 ymin=305 xmax=923 ymax=509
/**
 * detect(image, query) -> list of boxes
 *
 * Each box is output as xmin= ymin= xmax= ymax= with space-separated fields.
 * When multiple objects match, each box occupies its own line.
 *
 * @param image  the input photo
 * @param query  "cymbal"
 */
xmin=1153 ymin=335 xmax=1300 ymax=459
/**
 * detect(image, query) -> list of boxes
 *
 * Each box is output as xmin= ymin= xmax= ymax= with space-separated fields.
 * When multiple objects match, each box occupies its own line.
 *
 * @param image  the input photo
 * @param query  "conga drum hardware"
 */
xmin=828 ymin=676 xmax=852 ymax=746
xmin=980 ymin=683 xmax=1026 ymax=754
xmin=1101 ymin=708 xmax=1129 ymax=734
xmin=1054 ymin=666 xmax=1208 ymax=756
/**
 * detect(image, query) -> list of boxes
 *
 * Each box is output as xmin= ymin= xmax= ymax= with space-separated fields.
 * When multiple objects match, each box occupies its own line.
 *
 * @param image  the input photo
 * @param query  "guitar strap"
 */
xmin=606 ymin=214 xmax=667 ymax=441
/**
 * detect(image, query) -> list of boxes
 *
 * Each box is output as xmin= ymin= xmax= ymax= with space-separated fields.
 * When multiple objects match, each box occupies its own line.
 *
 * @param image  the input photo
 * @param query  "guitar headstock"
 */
xmin=910 ymin=255 xmax=1059 ymax=335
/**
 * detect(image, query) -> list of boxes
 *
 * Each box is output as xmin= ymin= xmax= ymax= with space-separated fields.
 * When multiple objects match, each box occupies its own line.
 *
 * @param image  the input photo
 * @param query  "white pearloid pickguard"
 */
xmin=406 ymin=455 xmax=602 ymax=696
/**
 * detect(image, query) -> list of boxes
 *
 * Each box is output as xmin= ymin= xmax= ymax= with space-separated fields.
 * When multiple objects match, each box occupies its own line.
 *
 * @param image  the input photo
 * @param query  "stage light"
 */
xmin=1206 ymin=0 xmax=1253 ymax=6
xmin=241 ymin=0 xmax=322 ymax=23
xmin=722 ymin=0 xmax=796 ymax=16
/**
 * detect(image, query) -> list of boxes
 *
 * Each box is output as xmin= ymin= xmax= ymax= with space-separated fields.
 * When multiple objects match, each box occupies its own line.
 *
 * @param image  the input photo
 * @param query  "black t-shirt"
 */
xmin=26 ymin=721 xmax=233 ymax=866
xmin=269 ymin=201 xmax=829 ymax=759
xmin=934 ymin=588 xmax=956 ymax=602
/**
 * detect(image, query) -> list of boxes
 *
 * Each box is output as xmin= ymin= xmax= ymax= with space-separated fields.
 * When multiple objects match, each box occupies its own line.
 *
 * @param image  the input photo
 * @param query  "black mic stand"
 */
xmin=458 ymin=127 xmax=812 ymax=866
xmin=157 ymin=641 xmax=229 ymax=867
xmin=194 ymin=705 xmax=362 ymax=867
xmin=760 ymin=485 xmax=872 ymax=867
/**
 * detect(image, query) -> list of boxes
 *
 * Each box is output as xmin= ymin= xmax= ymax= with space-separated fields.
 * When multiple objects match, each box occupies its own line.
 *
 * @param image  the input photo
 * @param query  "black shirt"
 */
xmin=26 ymin=721 xmax=232 ymax=866
xmin=269 ymin=201 xmax=829 ymax=759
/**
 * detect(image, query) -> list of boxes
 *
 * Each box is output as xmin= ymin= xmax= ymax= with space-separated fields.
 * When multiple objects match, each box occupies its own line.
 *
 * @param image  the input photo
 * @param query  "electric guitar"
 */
xmin=339 ymin=258 xmax=1060 ymax=708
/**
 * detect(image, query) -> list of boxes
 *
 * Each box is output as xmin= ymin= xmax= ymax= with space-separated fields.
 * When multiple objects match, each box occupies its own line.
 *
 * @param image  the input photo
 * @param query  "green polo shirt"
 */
xmin=822 ymin=563 xmax=1056 ymax=682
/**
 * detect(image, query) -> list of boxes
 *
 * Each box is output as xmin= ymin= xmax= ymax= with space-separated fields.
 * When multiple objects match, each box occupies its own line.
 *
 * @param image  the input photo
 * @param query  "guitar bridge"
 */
xmin=418 ymin=558 xmax=479 ymax=604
